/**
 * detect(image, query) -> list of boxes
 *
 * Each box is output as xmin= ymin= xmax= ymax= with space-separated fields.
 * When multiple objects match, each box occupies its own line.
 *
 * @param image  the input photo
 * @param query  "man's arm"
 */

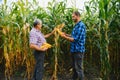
xmin=30 ymin=43 xmax=47 ymax=51
xmin=61 ymin=33 xmax=74 ymax=42
xmin=44 ymin=30 xmax=55 ymax=38
xmin=61 ymin=24 xmax=85 ymax=42
xmin=65 ymin=33 xmax=72 ymax=37
xmin=44 ymin=32 xmax=53 ymax=38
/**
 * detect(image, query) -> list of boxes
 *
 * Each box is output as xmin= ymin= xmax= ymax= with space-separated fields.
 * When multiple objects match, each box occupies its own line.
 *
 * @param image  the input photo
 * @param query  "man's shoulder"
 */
xmin=74 ymin=21 xmax=85 ymax=30
xmin=30 ymin=28 xmax=36 ymax=35
xmin=79 ymin=21 xmax=85 ymax=27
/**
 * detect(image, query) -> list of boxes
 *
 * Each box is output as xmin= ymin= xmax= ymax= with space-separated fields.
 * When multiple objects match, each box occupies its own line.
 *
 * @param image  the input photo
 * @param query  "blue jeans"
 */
xmin=32 ymin=50 xmax=45 ymax=80
xmin=72 ymin=52 xmax=84 ymax=80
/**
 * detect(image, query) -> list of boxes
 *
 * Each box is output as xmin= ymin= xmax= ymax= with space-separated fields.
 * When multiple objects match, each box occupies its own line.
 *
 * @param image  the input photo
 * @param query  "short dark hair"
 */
xmin=33 ymin=19 xmax=42 ymax=27
xmin=73 ymin=11 xmax=81 ymax=17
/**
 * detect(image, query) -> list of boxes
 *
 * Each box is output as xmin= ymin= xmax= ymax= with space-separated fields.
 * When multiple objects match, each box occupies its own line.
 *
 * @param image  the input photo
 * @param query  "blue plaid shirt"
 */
xmin=70 ymin=21 xmax=86 ymax=53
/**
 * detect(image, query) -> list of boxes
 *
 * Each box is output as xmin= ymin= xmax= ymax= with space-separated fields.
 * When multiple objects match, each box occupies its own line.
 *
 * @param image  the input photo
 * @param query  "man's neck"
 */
xmin=75 ymin=19 xmax=81 ymax=24
xmin=34 ymin=27 xmax=40 ymax=31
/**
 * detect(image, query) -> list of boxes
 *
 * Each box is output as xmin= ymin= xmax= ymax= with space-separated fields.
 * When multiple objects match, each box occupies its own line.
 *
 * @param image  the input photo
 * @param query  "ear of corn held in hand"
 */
xmin=55 ymin=23 xmax=65 ymax=36
xmin=40 ymin=42 xmax=52 ymax=49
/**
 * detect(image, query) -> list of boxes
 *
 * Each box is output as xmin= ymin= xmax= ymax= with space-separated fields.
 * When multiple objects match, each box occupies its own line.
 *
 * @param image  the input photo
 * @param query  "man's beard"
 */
xmin=73 ymin=19 xmax=77 ymax=23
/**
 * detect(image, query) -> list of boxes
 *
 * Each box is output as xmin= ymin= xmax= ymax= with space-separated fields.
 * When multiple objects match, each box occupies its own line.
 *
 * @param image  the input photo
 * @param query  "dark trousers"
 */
xmin=32 ymin=50 xmax=45 ymax=80
xmin=72 ymin=52 xmax=84 ymax=80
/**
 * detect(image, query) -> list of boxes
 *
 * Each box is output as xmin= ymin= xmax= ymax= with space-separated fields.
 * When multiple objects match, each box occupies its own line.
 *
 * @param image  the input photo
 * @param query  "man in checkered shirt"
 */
xmin=60 ymin=11 xmax=86 ymax=80
xmin=29 ymin=19 xmax=54 ymax=80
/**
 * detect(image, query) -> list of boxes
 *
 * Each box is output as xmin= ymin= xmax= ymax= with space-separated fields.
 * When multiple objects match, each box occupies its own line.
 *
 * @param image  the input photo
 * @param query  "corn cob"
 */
xmin=2 ymin=28 xmax=6 ymax=35
xmin=56 ymin=23 xmax=65 ymax=30
xmin=40 ymin=43 xmax=52 ymax=49
xmin=56 ymin=29 xmax=63 ymax=35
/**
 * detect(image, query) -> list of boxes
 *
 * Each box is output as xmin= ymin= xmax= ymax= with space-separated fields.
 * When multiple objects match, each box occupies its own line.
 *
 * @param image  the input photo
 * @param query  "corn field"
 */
xmin=0 ymin=0 xmax=120 ymax=80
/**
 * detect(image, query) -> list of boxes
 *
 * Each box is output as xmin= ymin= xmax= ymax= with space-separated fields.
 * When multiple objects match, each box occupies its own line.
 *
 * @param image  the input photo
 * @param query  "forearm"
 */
xmin=44 ymin=32 xmax=52 ymax=38
xmin=64 ymin=36 xmax=74 ymax=42
xmin=30 ymin=44 xmax=44 ymax=51
xmin=65 ymin=34 xmax=71 ymax=37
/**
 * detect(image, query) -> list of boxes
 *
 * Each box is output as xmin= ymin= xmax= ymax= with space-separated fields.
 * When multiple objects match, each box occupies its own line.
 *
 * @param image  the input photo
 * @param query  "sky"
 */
xmin=0 ymin=0 xmax=89 ymax=10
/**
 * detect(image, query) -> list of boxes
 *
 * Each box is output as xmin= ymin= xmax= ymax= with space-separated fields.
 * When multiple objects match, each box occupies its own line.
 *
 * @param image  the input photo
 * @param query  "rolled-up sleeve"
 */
xmin=29 ymin=32 xmax=37 ymax=45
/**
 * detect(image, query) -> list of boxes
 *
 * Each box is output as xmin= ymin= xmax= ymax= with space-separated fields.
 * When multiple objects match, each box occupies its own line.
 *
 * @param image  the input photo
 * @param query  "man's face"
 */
xmin=72 ymin=13 xmax=78 ymax=23
xmin=37 ymin=24 xmax=42 ymax=30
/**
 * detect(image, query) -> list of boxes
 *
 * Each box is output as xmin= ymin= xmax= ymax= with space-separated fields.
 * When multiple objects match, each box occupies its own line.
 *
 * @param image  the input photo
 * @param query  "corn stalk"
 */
xmin=84 ymin=0 xmax=119 ymax=79
xmin=99 ymin=21 xmax=111 ymax=79
xmin=52 ymin=29 xmax=59 ymax=80
xmin=2 ymin=27 xmax=11 ymax=80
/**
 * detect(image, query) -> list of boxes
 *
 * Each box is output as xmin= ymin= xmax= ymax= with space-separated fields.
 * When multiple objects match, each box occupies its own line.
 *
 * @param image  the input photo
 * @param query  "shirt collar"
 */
xmin=75 ymin=20 xmax=81 ymax=26
xmin=33 ymin=27 xmax=40 ymax=32
xmin=74 ymin=20 xmax=81 ymax=28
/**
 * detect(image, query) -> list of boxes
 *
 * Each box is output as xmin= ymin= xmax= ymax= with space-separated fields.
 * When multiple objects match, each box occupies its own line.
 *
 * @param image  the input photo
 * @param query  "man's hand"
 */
xmin=40 ymin=47 xmax=48 ymax=51
xmin=30 ymin=43 xmax=48 ymax=51
xmin=52 ymin=29 xmax=56 ymax=34
xmin=60 ymin=32 xmax=74 ymax=42
xmin=60 ymin=32 xmax=66 ymax=38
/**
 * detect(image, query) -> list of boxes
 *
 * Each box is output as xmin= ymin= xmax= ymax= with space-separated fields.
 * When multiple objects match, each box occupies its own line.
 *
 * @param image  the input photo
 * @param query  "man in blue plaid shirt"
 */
xmin=60 ymin=11 xmax=86 ymax=80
